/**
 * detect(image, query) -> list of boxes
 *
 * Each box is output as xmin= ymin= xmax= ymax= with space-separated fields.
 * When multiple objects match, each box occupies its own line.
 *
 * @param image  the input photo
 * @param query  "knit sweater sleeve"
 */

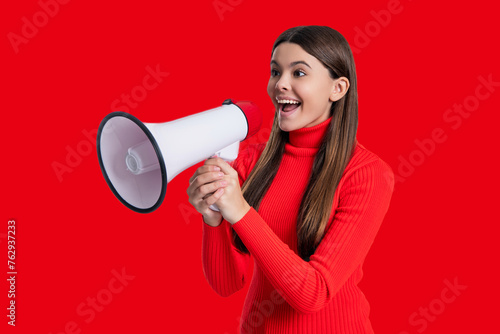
xmin=202 ymin=219 xmax=251 ymax=297
xmin=231 ymin=157 xmax=395 ymax=313
xmin=201 ymin=144 xmax=263 ymax=297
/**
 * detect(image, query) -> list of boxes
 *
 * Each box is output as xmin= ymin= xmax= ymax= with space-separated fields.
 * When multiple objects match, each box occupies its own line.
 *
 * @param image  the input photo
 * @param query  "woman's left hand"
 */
xmin=204 ymin=156 xmax=251 ymax=225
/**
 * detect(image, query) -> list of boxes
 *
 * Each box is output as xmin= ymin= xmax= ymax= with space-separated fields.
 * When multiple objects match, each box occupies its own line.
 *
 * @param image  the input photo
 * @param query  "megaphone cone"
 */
xmin=96 ymin=99 xmax=262 ymax=213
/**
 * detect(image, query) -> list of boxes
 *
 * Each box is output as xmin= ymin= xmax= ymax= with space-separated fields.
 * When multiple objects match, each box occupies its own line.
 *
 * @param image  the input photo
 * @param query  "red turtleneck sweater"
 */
xmin=202 ymin=117 xmax=395 ymax=333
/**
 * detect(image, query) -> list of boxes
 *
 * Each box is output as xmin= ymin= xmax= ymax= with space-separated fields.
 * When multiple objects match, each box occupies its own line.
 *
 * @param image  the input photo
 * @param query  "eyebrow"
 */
xmin=270 ymin=60 xmax=312 ymax=69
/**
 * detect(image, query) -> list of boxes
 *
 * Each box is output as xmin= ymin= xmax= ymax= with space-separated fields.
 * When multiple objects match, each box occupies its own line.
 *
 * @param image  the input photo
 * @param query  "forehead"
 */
xmin=271 ymin=42 xmax=316 ymax=65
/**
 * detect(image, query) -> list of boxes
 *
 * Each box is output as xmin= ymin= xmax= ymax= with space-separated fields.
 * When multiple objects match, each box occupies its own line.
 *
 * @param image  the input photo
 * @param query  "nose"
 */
xmin=276 ymin=75 xmax=290 ymax=91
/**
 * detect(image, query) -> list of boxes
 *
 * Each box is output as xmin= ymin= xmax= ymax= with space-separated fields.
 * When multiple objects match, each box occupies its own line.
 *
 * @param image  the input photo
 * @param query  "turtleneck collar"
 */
xmin=287 ymin=117 xmax=332 ymax=149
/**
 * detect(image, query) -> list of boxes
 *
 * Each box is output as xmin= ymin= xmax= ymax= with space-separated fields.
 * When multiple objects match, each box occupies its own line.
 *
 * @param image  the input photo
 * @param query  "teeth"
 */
xmin=277 ymin=99 xmax=300 ymax=104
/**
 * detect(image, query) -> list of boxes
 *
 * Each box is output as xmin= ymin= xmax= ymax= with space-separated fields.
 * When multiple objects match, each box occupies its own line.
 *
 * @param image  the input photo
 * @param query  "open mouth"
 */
xmin=279 ymin=100 xmax=301 ymax=113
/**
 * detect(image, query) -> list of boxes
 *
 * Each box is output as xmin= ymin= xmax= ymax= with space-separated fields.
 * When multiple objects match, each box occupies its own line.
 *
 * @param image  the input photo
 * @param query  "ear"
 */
xmin=329 ymin=77 xmax=350 ymax=102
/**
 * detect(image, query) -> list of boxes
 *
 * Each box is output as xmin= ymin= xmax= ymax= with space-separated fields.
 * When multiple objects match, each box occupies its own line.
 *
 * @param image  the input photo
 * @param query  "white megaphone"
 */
xmin=96 ymin=99 xmax=262 ymax=213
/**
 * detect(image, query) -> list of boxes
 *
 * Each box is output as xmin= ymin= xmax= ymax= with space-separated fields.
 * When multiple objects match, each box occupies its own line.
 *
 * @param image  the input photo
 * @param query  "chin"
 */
xmin=278 ymin=118 xmax=301 ymax=132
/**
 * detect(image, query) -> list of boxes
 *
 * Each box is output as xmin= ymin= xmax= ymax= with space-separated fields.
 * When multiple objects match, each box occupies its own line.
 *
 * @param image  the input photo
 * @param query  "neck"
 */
xmin=288 ymin=117 xmax=333 ymax=149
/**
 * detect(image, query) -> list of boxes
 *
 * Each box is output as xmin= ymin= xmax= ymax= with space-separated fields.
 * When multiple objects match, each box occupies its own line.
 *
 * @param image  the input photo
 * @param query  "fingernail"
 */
xmin=214 ymin=166 xmax=221 ymax=171
xmin=219 ymin=172 xmax=224 ymax=177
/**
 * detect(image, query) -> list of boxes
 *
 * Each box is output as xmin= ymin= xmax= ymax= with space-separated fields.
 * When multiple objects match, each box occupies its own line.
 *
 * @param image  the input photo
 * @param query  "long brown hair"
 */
xmin=234 ymin=26 xmax=358 ymax=261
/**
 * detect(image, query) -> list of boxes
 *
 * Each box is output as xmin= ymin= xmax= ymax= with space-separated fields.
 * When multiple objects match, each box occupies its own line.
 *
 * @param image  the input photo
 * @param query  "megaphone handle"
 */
xmin=208 ymin=154 xmax=222 ymax=212
xmin=208 ymin=141 xmax=239 ymax=212
xmin=209 ymin=204 xmax=220 ymax=212
xmin=216 ymin=141 xmax=240 ymax=162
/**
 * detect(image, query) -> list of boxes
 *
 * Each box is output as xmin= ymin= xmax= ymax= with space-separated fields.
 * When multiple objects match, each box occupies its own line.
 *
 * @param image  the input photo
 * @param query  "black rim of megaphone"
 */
xmin=96 ymin=111 xmax=167 ymax=214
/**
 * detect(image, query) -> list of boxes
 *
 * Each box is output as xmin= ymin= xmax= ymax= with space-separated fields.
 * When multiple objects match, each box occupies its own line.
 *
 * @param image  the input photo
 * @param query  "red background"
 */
xmin=2 ymin=0 xmax=499 ymax=333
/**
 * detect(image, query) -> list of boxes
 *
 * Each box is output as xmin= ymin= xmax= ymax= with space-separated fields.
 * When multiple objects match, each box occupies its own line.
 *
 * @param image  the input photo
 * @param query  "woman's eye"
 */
xmin=270 ymin=69 xmax=304 ymax=77
xmin=294 ymin=70 xmax=305 ymax=77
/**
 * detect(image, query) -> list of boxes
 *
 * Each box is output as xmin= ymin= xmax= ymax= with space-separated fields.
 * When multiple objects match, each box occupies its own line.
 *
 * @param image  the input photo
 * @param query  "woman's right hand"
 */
xmin=187 ymin=162 xmax=228 ymax=227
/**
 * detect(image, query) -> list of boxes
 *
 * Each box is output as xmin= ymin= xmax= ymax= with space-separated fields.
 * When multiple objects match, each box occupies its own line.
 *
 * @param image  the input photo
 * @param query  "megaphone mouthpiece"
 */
xmin=222 ymin=99 xmax=262 ymax=139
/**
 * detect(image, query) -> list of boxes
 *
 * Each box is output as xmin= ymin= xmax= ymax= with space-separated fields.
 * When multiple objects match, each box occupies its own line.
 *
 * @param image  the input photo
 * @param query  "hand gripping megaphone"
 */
xmin=96 ymin=99 xmax=262 ymax=213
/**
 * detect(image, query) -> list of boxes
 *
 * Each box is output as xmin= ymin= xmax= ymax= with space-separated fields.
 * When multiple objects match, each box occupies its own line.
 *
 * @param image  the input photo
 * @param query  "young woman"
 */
xmin=187 ymin=25 xmax=395 ymax=334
